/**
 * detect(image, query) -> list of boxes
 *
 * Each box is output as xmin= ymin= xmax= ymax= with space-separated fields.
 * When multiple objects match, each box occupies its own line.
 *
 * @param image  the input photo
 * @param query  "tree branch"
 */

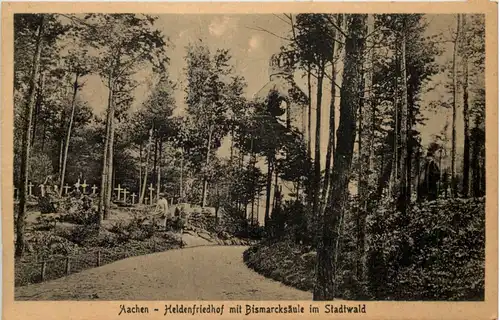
xmin=244 ymin=26 xmax=292 ymax=41
xmin=325 ymin=14 xmax=348 ymax=38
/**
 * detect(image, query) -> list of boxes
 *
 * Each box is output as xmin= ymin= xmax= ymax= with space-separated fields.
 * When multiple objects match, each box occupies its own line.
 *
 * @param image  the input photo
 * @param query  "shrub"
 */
xmin=366 ymin=197 xmax=485 ymax=300
xmin=34 ymin=215 xmax=58 ymax=231
xmin=58 ymin=196 xmax=99 ymax=225
xmin=245 ymin=197 xmax=485 ymax=301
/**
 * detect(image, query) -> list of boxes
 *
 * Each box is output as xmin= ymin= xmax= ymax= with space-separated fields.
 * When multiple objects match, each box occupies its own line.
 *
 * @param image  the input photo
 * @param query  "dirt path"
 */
xmin=15 ymin=245 xmax=311 ymax=301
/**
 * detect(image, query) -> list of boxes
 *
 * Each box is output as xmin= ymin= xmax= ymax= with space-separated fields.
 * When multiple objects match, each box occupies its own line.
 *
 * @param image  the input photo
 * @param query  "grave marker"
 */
xmin=91 ymin=185 xmax=98 ymax=195
xmin=122 ymin=189 xmax=129 ymax=202
xmin=145 ymin=197 xmax=149 ymax=205
xmin=28 ymin=182 xmax=34 ymax=196
xmin=114 ymin=184 xmax=123 ymax=201
xmin=81 ymin=180 xmax=88 ymax=194
xmin=131 ymin=193 xmax=136 ymax=204
xmin=39 ymin=184 xmax=45 ymax=197
xmin=63 ymin=184 xmax=70 ymax=195
xmin=74 ymin=179 xmax=81 ymax=191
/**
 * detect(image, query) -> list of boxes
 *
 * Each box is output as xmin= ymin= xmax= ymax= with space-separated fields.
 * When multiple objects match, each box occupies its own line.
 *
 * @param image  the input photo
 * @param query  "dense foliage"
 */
xmin=245 ymin=198 xmax=485 ymax=301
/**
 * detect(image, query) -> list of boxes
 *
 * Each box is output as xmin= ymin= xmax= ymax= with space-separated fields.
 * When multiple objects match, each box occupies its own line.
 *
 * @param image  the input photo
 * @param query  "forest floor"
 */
xmin=15 ymin=245 xmax=311 ymax=300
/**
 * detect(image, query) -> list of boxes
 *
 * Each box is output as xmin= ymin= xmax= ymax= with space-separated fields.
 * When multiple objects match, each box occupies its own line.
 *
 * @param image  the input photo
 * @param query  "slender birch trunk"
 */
xmin=201 ymin=123 xmax=213 ymax=207
xmin=59 ymin=73 xmax=80 ymax=195
xmin=139 ymin=126 xmax=153 ymax=204
xmin=451 ymin=14 xmax=460 ymax=198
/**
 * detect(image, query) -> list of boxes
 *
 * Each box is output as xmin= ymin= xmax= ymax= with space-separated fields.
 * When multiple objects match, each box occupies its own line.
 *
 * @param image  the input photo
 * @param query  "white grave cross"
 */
xmin=63 ymin=184 xmax=71 ymax=195
xmin=122 ymin=189 xmax=129 ymax=202
xmin=74 ymin=179 xmax=81 ymax=190
xmin=81 ymin=180 xmax=88 ymax=194
xmin=114 ymin=184 xmax=123 ymax=201
xmin=91 ymin=185 xmax=98 ymax=195
xmin=131 ymin=193 xmax=136 ymax=204
xmin=28 ymin=182 xmax=34 ymax=196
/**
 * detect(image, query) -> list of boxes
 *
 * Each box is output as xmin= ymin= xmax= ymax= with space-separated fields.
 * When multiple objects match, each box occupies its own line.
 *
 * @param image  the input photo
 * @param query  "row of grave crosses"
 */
xmin=13 ymin=179 xmax=100 ymax=201
xmin=113 ymin=183 xmax=156 ymax=205
xmin=14 ymin=180 xmax=158 ymax=205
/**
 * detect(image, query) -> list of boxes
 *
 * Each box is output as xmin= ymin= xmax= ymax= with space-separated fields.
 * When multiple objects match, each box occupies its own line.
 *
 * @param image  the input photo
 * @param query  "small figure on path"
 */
xmin=156 ymin=193 xmax=170 ymax=227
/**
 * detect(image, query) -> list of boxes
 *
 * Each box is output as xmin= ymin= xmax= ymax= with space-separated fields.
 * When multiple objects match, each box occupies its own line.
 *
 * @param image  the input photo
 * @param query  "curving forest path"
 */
xmin=15 ymin=245 xmax=311 ymax=301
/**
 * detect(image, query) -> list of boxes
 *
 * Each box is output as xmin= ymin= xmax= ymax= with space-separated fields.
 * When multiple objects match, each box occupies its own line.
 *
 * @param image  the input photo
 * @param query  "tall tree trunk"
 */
xmin=201 ymin=124 xmax=213 ymax=207
xmin=312 ymin=66 xmax=324 ymax=222
xmin=307 ymin=64 xmax=313 ymax=159
xmin=398 ymin=23 xmax=410 ymax=215
xmin=356 ymin=13 xmax=374 ymax=283
xmin=59 ymin=73 xmax=80 ymax=195
xmin=438 ymin=148 xmax=443 ymax=196
xmin=249 ymin=137 xmax=255 ymax=225
xmin=471 ymin=138 xmax=479 ymax=197
xmin=256 ymin=189 xmax=261 ymax=225
xmin=451 ymin=14 xmax=460 ymax=198
xmin=31 ymin=73 xmax=45 ymax=147
xmin=104 ymin=114 xmax=115 ymax=219
xmin=139 ymin=127 xmax=153 ymax=204
xmin=321 ymin=20 xmax=339 ymax=214
xmin=179 ymin=148 xmax=184 ymax=201
xmin=139 ymin=144 xmax=142 ymax=195
xmin=153 ymin=135 xmax=158 ymax=199
xmin=41 ymin=120 xmax=47 ymax=151
xmin=264 ymin=155 xmax=274 ymax=229
xmin=313 ymin=14 xmax=366 ymax=300
xmin=273 ymin=165 xmax=279 ymax=211
xmin=58 ymin=117 xmax=66 ymax=177
xmin=230 ymin=125 xmax=234 ymax=164
xmin=462 ymin=14 xmax=470 ymax=197
xmin=98 ymin=75 xmax=113 ymax=217
xmin=157 ymin=140 xmax=162 ymax=199
xmin=480 ymin=141 xmax=485 ymax=196
xmin=369 ymin=136 xmax=396 ymax=210
xmin=390 ymin=39 xmax=400 ymax=196
xmin=416 ymin=148 xmax=422 ymax=202
xmin=16 ymin=15 xmax=45 ymax=258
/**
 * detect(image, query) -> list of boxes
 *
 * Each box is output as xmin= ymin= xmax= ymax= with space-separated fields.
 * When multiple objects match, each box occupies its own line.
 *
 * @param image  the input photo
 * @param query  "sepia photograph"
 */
xmin=4 ymin=5 xmax=494 ymax=312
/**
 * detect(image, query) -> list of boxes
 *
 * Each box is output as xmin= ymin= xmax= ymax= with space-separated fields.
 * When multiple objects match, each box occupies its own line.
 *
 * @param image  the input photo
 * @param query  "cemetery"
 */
xmin=12 ymin=12 xmax=487 ymax=302
xmin=14 ymin=178 xmax=258 ymax=287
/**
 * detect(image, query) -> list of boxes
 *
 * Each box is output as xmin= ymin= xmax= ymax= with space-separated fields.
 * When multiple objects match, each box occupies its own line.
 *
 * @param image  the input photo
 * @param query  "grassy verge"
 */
xmin=15 ymin=228 xmax=182 ymax=287
xmin=244 ymin=237 xmax=314 ymax=292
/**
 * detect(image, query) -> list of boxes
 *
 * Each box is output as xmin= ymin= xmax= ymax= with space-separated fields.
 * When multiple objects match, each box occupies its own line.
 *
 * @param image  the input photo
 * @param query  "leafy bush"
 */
xmin=246 ymin=197 xmax=485 ymax=301
xmin=58 ymin=196 xmax=99 ymax=225
xmin=26 ymin=231 xmax=78 ymax=259
xmin=366 ymin=197 xmax=485 ymax=300
xmin=108 ymin=215 xmax=155 ymax=242
xmin=34 ymin=215 xmax=59 ymax=231
xmin=38 ymin=194 xmax=60 ymax=214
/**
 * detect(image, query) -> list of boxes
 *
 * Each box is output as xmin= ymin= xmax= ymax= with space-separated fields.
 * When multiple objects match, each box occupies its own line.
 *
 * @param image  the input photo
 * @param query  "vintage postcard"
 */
xmin=1 ymin=1 xmax=497 ymax=320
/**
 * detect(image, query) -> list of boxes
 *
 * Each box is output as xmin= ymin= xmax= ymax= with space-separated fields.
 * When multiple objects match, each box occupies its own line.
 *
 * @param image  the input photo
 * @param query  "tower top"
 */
xmin=269 ymin=52 xmax=294 ymax=79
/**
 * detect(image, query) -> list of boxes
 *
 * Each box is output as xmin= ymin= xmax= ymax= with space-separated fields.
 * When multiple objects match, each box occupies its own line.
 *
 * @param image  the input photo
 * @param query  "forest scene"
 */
xmin=13 ymin=13 xmax=485 ymax=301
